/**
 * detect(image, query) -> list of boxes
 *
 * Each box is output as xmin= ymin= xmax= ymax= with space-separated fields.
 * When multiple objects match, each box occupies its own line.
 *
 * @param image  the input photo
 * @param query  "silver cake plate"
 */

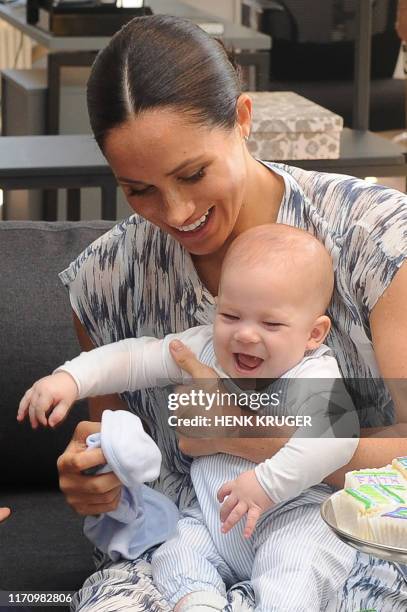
xmin=321 ymin=493 xmax=407 ymax=564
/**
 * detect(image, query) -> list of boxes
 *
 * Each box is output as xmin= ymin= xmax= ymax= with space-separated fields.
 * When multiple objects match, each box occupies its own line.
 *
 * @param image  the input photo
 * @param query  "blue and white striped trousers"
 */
xmin=71 ymin=550 xmax=407 ymax=612
xmin=71 ymin=455 xmax=407 ymax=611
xmin=151 ymin=488 xmax=356 ymax=611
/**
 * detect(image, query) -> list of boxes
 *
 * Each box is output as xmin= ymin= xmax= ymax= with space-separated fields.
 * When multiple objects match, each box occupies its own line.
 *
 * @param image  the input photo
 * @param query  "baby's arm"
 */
xmin=217 ymin=469 xmax=274 ymax=539
xmin=218 ymin=358 xmax=360 ymax=537
xmin=17 ymin=371 xmax=79 ymax=429
xmin=17 ymin=326 xmax=212 ymax=428
xmin=255 ymin=364 xmax=360 ymax=504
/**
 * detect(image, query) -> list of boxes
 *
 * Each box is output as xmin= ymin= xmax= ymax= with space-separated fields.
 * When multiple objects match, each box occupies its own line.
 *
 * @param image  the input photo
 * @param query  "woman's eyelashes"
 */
xmin=124 ymin=167 xmax=206 ymax=198
xmin=126 ymin=185 xmax=155 ymax=197
xmin=181 ymin=167 xmax=206 ymax=183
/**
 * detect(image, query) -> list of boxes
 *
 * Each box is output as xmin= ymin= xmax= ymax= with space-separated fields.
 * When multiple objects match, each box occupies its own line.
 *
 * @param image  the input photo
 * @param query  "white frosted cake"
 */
xmin=332 ymin=458 xmax=407 ymax=545
xmin=369 ymin=506 xmax=407 ymax=547
xmin=344 ymin=467 xmax=405 ymax=489
xmin=393 ymin=457 xmax=407 ymax=479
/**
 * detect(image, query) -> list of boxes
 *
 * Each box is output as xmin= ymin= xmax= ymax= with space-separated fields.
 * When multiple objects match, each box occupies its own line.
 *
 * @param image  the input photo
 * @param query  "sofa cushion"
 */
xmin=0 ymin=487 xmax=94 ymax=589
xmin=0 ymin=221 xmax=115 ymax=487
xmin=0 ymin=487 xmax=94 ymax=611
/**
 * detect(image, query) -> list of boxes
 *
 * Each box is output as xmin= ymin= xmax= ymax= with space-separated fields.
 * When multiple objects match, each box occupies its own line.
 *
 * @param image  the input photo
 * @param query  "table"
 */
xmin=1 ymin=130 xmax=405 ymax=222
xmin=0 ymin=135 xmax=117 ymax=221
xmin=282 ymin=129 xmax=407 ymax=179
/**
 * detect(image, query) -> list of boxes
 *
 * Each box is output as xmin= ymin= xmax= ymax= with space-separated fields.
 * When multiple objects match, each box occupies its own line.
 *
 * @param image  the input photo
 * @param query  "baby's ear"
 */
xmin=306 ymin=315 xmax=331 ymax=350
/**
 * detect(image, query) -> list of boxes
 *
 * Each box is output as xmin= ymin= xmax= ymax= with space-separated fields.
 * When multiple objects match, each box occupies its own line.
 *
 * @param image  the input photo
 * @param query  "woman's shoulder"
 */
xmin=60 ymin=214 xmax=180 ymax=287
xmin=283 ymin=164 xmax=407 ymax=225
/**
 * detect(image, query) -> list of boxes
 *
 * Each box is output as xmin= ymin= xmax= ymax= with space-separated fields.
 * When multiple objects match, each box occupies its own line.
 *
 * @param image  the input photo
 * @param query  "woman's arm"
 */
xmin=56 ymin=312 xmax=125 ymax=516
xmin=318 ymin=262 xmax=407 ymax=487
xmin=0 ymin=507 xmax=11 ymax=522
xmin=369 ymin=261 xmax=407 ymax=432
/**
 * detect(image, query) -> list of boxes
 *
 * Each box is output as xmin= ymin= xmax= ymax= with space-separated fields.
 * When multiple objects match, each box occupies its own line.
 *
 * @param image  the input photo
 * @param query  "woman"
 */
xmin=57 ymin=14 xmax=407 ymax=611
xmin=0 ymin=508 xmax=10 ymax=523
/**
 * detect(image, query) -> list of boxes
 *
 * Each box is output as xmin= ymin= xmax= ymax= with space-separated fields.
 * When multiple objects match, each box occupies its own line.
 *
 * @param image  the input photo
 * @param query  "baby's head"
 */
xmin=213 ymin=224 xmax=334 ymax=379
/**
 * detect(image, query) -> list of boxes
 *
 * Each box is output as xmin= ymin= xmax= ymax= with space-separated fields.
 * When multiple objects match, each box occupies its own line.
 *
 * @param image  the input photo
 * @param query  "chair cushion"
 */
xmin=0 ymin=221 xmax=114 ymax=487
xmin=0 ymin=487 xmax=94 ymax=600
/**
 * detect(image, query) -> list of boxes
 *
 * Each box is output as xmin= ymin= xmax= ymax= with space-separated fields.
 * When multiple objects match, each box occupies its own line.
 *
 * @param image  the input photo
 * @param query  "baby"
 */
xmin=18 ymin=224 xmax=359 ymax=612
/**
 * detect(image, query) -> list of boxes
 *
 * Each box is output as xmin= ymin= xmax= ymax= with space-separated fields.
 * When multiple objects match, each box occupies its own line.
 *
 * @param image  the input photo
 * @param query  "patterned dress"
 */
xmin=60 ymin=162 xmax=407 ymax=611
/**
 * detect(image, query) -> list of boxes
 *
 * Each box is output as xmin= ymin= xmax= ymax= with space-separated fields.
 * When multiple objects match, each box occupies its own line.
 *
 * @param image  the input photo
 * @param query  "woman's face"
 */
xmin=103 ymin=102 xmax=251 ymax=256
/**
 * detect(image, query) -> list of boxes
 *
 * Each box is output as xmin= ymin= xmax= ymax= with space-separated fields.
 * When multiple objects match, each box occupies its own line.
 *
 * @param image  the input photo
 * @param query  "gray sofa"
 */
xmin=0 ymin=220 xmax=115 ymax=610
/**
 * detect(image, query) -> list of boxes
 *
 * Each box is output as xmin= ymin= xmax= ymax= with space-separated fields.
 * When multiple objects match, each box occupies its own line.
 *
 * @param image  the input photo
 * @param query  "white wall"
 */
xmin=183 ymin=0 xmax=241 ymax=23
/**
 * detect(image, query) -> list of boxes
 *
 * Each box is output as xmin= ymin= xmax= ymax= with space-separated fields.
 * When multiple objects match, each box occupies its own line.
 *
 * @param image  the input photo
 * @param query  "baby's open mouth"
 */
xmin=234 ymin=353 xmax=264 ymax=371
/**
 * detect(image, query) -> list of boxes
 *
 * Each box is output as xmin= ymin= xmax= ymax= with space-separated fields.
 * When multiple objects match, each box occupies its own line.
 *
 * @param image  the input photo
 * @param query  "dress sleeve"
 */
xmin=59 ymin=218 xmax=156 ymax=347
xmin=344 ymin=184 xmax=407 ymax=314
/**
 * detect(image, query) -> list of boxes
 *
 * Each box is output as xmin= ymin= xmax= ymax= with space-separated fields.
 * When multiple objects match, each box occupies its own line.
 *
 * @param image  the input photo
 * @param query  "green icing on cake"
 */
xmin=344 ymin=484 xmax=407 ymax=511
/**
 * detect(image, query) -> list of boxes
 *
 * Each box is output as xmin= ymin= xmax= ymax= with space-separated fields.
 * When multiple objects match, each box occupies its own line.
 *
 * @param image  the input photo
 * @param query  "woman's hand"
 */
xmin=169 ymin=340 xmax=289 ymax=461
xmin=57 ymin=421 xmax=122 ymax=516
xmin=170 ymin=340 xmax=235 ymax=457
xmin=169 ymin=340 xmax=222 ymax=456
xmin=396 ymin=0 xmax=407 ymax=41
xmin=169 ymin=339 xmax=218 ymax=380
xmin=0 ymin=507 xmax=11 ymax=523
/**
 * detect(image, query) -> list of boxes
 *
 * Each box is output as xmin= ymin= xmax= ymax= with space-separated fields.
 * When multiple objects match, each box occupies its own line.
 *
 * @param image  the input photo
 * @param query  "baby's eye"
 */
xmin=221 ymin=313 xmax=239 ymax=321
xmin=263 ymin=322 xmax=281 ymax=328
xmin=180 ymin=167 xmax=206 ymax=183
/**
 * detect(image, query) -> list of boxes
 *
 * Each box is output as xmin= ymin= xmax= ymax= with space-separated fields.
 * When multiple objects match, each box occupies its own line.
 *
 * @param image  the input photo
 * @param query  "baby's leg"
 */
xmin=71 ymin=555 xmax=172 ymax=612
xmin=251 ymin=502 xmax=356 ymax=612
xmin=152 ymin=504 xmax=234 ymax=611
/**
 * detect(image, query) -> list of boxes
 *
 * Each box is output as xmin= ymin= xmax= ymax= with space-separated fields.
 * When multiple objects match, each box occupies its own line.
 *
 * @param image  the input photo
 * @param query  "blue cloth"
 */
xmin=84 ymin=410 xmax=179 ymax=562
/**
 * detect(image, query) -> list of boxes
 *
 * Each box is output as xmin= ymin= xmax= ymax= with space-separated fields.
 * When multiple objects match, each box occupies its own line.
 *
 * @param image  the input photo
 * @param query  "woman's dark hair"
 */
xmin=87 ymin=14 xmax=242 ymax=150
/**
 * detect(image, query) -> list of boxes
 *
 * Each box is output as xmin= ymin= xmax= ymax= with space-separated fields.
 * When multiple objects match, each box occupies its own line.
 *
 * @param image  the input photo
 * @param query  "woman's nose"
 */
xmin=163 ymin=191 xmax=195 ymax=228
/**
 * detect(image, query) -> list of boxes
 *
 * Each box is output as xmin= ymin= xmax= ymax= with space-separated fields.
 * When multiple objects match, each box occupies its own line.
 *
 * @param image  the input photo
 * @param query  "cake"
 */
xmin=344 ymin=467 xmax=406 ymax=489
xmin=392 ymin=457 xmax=407 ymax=479
xmin=332 ymin=483 xmax=407 ymax=541
xmin=331 ymin=457 xmax=407 ymax=546
xmin=369 ymin=506 xmax=407 ymax=547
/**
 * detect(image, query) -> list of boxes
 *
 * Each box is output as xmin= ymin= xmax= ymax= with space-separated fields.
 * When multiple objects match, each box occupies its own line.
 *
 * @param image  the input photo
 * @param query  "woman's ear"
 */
xmin=236 ymin=93 xmax=252 ymax=140
xmin=306 ymin=315 xmax=331 ymax=350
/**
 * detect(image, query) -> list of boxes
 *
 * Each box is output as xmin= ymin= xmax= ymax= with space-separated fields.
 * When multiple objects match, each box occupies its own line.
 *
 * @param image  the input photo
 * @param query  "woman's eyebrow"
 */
xmin=117 ymin=156 xmax=207 ymax=184
xmin=117 ymin=176 xmax=147 ymax=185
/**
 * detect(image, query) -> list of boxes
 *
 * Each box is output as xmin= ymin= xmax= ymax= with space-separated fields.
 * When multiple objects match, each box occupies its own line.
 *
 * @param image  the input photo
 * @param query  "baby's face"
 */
xmin=213 ymin=262 xmax=319 ymax=380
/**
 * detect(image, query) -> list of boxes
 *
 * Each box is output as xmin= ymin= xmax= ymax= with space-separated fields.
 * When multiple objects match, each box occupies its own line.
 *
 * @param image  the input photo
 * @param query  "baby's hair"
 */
xmin=87 ymin=15 xmax=242 ymax=150
xmin=222 ymin=224 xmax=334 ymax=314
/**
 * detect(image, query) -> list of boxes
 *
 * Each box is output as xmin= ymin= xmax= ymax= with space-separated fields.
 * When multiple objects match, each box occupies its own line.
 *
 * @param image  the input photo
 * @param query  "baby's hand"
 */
xmin=217 ymin=469 xmax=274 ymax=539
xmin=17 ymin=372 xmax=79 ymax=429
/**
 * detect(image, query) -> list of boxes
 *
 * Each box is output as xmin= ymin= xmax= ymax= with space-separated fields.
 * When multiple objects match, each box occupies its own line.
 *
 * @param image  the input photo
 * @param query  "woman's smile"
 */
xmin=168 ymin=206 xmax=215 ymax=242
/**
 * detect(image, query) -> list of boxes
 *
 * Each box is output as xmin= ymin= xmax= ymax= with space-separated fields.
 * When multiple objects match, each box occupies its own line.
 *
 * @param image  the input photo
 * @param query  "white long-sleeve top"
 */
xmin=57 ymin=324 xmax=359 ymax=505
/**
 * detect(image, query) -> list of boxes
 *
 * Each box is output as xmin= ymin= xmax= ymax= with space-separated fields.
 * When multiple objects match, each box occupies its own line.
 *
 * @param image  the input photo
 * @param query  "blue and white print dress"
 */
xmin=60 ymin=162 xmax=407 ymax=612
